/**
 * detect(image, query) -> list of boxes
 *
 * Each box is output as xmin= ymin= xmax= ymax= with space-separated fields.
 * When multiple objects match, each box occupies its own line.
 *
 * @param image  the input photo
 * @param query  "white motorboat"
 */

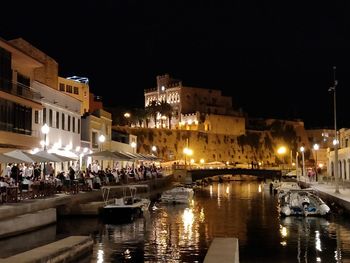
xmin=279 ymin=189 xmax=330 ymax=217
xmin=160 ymin=186 xmax=194 ymax=204
xmin=100 ymin=185 xmax=151 ymax=223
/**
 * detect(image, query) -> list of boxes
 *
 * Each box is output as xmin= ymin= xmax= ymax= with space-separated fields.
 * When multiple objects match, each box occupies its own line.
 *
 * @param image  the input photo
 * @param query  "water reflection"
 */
xmin=4 ymin=182 xmax=350 ymax=263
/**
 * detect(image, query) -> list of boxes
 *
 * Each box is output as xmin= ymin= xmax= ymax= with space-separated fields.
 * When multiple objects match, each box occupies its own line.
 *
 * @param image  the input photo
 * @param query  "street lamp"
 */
xmin=329 ymin=66 xmax=339 ymax=193
xmin=98 ymin=134 xmax=105 ymax=152
xmin=151 ymin=145 xmax=157 ymax=153
xmin=124 ymin=112 xmax=131 ymax=126
xmin=313 ymin=143 xmax=319 ymax=182
xmin=131 ymin=141 xmax=137 ymax=153
xmin=41 ymin=123 xmax=50 ymax=151
xmin=183 ymin=147 xmax=193 ymax=167
xmin=277 ymin=146 xmax=287 ymax=170
xmin=300 ymin=146 xmax=305 ymax=180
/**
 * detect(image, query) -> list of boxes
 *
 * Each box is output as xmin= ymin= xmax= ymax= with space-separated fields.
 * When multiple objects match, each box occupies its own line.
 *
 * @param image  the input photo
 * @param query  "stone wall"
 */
xmin=115 ymin=127 xmax=276 ymax=166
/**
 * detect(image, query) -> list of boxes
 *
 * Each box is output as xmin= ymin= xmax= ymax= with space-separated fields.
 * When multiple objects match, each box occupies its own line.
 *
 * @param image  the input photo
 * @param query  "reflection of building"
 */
xmin=0 ymin=38 xmax=43 ymax=150
xmin=144 ymin=74 xmax=245 ymax=135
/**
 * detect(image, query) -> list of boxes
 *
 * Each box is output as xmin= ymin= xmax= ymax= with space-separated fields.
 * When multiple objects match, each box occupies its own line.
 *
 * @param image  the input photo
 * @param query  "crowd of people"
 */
xmin=0 ymin=160 xmax=164 ymax=202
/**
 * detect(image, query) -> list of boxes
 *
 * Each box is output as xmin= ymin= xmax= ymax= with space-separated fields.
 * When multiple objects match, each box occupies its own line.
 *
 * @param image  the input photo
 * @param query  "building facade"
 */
xmin=57 ymin=76 xmax=90 ymax=115
xmin=144 ymin=74 xmax=245 ymax=135
xmin=0 ymin=38 xmax=43 ymax=150
xmin=32 ymin=81 xmax=81 ymax=154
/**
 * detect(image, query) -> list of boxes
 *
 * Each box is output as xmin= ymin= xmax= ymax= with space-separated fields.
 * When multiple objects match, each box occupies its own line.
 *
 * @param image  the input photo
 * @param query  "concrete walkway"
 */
xmin=299 ymin=176 xmax=350 ymax=212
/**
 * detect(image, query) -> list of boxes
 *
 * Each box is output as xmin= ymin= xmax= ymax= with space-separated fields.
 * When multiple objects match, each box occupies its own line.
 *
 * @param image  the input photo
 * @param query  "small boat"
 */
xmin=279 ymin=189 xmax=330 ymax=217
xmin=160 ymin=186 xmax=194 ymax=204
xmin=100 ymin=185 xmax=151 ymax=223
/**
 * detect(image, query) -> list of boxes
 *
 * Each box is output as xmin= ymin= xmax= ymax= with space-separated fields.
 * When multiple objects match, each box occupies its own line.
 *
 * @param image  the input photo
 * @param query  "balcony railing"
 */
xmin=0 ymin=78 xmax=41 ymax=102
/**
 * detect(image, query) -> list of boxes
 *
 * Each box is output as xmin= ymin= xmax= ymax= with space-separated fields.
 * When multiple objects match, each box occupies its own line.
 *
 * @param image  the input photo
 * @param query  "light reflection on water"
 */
xmin=85 ymin=182 xmax=350 ymax=262
xmin=5 ymin=181 xmax=350 ymax=262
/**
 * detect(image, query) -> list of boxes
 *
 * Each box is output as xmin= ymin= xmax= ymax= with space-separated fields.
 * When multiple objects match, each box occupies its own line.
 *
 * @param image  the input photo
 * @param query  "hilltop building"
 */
xmin=144 ymin=74 xmax=245 ymax=136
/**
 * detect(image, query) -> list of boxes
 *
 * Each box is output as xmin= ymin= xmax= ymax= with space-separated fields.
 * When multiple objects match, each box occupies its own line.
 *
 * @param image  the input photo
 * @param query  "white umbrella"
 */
xmin=86 ymin=150 xmax=131 ymax=161
xmin=34 ymin=151 xmax=64 ymax=162
xmin=4 ymin=150 xmax=35 ymax=163
xmin=0 ymin=153 xmax=25 ymax=164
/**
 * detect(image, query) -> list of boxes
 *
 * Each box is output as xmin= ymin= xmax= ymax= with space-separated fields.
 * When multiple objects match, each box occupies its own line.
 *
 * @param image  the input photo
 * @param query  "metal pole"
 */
xmin=44 ymin=134 xmax=47 ymax=151
xmin=333 ymin=66 xmax=339 ymax=193
xmin=302 ymin=151 xmax=305 ymax=179
xmin=296 ymin=151 xmax=299 ymax=182
xmin=315 ymin=150 xmax=318 ymax=182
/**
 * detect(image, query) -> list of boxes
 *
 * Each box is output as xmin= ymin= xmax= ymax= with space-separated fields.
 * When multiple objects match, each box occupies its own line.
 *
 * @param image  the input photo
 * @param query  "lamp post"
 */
xmin=124 ymin=112 xmax=131 ymax=127
xmin=313 ymin=143 xmax=319 ymax=182
xmin=98 ymin=134 xmax=106 ymax=170
xmin=41 ymin=123 xmax=50 ymax=180
xmin=329 ymin=66 xmax=339 ymax=193
xmin=277 ymin=146 xmax=287 ymax=170
xmin=131 ymin=141 xmax=137 ymax=153
xmin=300 ymin=146 xmax=305 ymax=181
xmin=98 ymin=134 xmax=105 ymax=152
xmin=151 ymin=145 xmax=157 ymax=154
xmin=183 ymin=147 xmax=193 ymax=168
xmin=41 ymin=123 xmax=50 ymax=151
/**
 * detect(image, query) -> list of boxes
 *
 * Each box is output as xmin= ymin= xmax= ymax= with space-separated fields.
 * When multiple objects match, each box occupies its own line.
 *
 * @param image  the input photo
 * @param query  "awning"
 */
xmin=0 ymin=153 xmax=26 ymax=164
xmin=4 ymin=150 xmax=35 ymax=163
xmin=86 ymin=150 xmax=132 ymax=161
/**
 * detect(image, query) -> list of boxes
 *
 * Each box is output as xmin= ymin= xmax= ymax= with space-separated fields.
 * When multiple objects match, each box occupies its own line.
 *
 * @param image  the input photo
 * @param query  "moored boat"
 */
xmin=100 ymin=185 xmax=150 ymax=223
xmin=279 ymin=189 xmax=330 ymax=217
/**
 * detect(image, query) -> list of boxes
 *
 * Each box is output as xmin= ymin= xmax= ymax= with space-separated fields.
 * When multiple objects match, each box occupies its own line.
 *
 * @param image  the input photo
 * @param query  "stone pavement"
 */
xmin=299 ymin=175 xmax=350 ymax=212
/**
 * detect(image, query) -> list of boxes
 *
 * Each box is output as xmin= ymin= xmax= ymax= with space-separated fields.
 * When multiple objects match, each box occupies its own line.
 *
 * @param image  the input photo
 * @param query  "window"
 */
xmin=0 ymin=98 xmax=32 ymax=135
xmin=43 ymin=108 xmax=46 ymax=124
xmin=17 ymin=73 xmax=30 ymax=96
xmin=66 ymin=85 xmax=72 ymax=93
xmin=92 ymin=131 xmax=98 ymax=148
xmin=73 ymin=87 xmax=79 ymax=94
xmin=78 ymin=119 xmax=80 ymax=134
xmin=49 ymin=109 xmax=53 ymax=127
xmin=72 ymin=117 xmax=75 ymax=133
xmin=56 ymin=112 xmax=59 ymax=129
xmin=0 ymin=47 xmax=12 ymax=92
xmin=34 ymin=110 xmax=39 ymax=124
xmin=62 ymin=113 xmax=65 ymax=130
xmin=59 ymin=83 xmax=65 ymax=91
xmin=68 ymin=115 xmax=71 ymax=131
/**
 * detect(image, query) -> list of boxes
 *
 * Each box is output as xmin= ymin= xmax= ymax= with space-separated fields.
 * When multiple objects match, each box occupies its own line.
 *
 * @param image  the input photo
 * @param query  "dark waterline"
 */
xmin=2 ymin=182 xmax=350 ymax=262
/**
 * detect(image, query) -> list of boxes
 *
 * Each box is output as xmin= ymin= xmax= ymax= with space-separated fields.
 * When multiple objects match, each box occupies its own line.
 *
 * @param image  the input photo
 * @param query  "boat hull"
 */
xmin=101 ymin=206 xmax=142 ymax=223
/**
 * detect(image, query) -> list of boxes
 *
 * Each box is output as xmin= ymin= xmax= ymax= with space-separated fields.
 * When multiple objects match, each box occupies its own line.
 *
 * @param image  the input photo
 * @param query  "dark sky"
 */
xmin=1 ymin=1 xmax=350 ymax=128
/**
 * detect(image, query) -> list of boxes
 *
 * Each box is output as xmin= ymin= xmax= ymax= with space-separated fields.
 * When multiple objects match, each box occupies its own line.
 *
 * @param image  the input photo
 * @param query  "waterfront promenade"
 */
xmin=300 ymin=176 xmax=350 ymax=214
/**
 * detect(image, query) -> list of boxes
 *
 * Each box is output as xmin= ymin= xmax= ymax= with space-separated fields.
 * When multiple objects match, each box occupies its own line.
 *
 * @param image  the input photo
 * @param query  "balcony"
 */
xmin=0 ymin=78 xmax=41 ymax=102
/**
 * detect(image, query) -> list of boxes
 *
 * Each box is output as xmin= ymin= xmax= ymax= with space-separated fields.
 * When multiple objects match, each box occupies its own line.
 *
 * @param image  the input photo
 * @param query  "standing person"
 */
xmin=33 ymin=164 xmax=41 ymax=181
xmin=10 ymin=164 xmax=19 ymax=185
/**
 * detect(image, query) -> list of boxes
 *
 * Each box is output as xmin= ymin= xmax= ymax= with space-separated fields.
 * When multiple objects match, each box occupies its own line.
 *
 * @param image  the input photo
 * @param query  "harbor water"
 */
xmin=2 ymin=181 xmax=350 ymax=262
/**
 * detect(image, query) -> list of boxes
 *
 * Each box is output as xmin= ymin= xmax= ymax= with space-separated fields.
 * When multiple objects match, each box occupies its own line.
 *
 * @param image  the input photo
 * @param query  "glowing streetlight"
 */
xmin=98 ymin=134 xmax=105 ymax=152
xmin=300 ymin=146 xmax=305 ymax=179
xmin=131 ymin=141 xmax=137 ymax=153
xmin=313 ymin=143 xmax=319 ymax=182
xmin=200 ymin=158 xmax=205 ymax=164
xmin=41 ymin=123 xmax=50 ymax=151
xmin=151 ymin=145 xmax=157 ymax=152
xmin=277 ymin=146 xmax=287 ymax=169
xmin=183 ymin=147 xmax=193 ymax=167
xmin=124 ymin=112 xmax=130 ymax=118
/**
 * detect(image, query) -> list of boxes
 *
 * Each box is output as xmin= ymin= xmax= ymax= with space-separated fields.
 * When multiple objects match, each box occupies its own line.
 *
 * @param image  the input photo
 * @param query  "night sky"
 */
xmin=1 ymin=1 xmax=350 ymax=128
